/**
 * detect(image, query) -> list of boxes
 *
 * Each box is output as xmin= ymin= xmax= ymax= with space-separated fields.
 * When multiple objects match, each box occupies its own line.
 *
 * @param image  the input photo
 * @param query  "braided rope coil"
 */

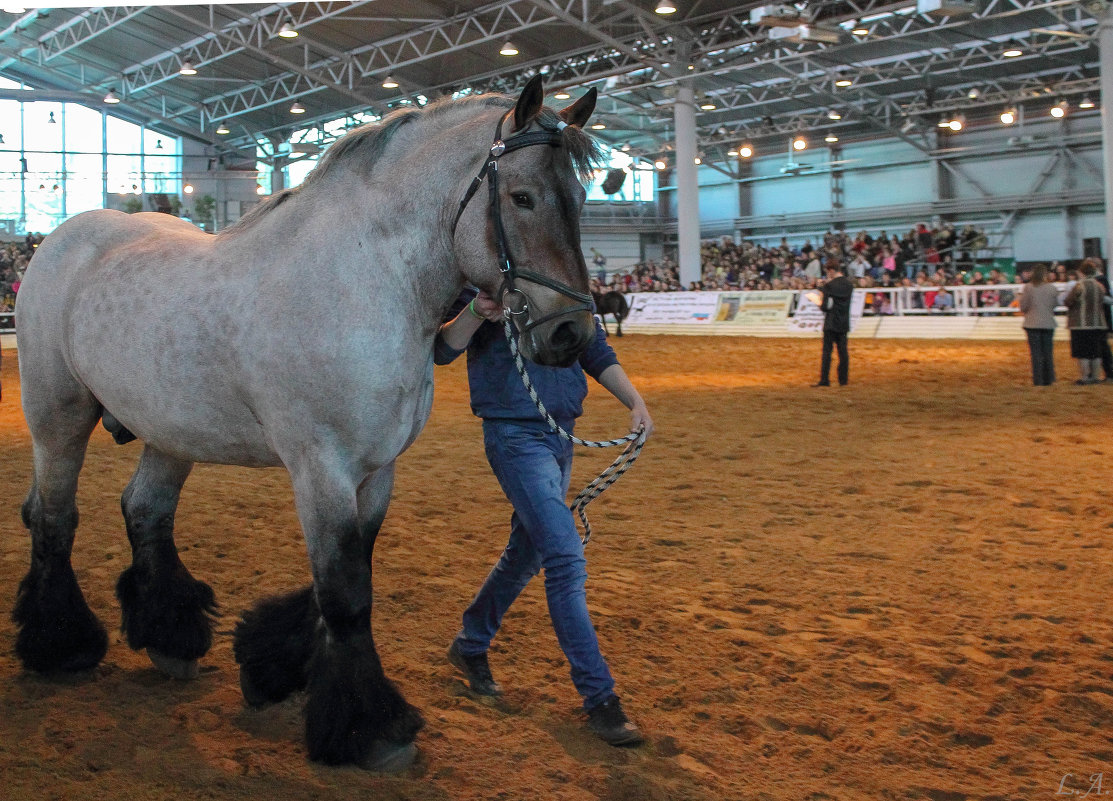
xmin=503 ymin=318 xmax=646 ymax=543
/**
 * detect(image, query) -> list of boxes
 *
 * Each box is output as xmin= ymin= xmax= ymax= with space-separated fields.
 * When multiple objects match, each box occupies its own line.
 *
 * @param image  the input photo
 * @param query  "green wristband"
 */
xmin=467 ymin=299 xmax=485 ymax=320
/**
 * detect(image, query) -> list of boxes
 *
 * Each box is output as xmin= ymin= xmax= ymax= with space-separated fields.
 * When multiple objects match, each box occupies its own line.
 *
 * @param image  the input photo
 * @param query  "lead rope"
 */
xmin=503 ymin=318 xmax=646 ymax=544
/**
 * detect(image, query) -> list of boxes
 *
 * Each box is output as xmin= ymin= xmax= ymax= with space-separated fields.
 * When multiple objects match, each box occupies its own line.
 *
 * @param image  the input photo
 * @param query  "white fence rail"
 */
xmin=615 ymin=284 xmax=1076 ymax=340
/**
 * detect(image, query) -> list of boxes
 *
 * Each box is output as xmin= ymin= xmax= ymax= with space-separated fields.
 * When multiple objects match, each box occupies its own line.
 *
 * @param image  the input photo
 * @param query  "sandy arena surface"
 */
xmin=0 ymin=335 xmax=1110 ymax=801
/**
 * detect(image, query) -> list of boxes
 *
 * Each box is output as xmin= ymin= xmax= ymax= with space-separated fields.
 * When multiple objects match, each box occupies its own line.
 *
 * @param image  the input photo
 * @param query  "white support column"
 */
xmin=674 ymin=84 xmax=701 ymax=287
xmin=1100 ymin=14 xmax=1113 ymax=273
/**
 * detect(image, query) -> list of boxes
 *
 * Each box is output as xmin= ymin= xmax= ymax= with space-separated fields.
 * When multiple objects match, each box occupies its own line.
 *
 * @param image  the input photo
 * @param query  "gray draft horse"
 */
xmin=12 ymin=76 xmax=601 ymax=771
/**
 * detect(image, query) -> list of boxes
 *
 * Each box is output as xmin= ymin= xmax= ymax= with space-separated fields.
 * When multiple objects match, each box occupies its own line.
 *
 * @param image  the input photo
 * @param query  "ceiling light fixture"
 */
xmin=381 ymin=75 xmax=399 ymax=89
xmin=184 ymin=184 xmax=194 ymax=194
xmin=1003 ymin=44 xmax=1023 ymax=58
xmin=290 ymin=101 xmax=306 ymax=114
xmin=827 ymin=108 xmax=842 ymax=120
xmin=499 ymin=41 xmax=518 ymax=56
xmin=1079 ymin=96 xmax=1095 ymax=109
xmin=590 ymin=122 xmax=606 ymax=129
xmin=256 ymin=185 xmax=267 ymax=195
xmin=179 ymin=60 xmax=197 ymax=76
xmin=1050 ymin=99 xmax=1067 ymax=118
xmin=834 ymin=71 xmax=852 ymax=88
xmin=851 ymin=25 xmax=869 ymax=35
xmin=937 ymin=114 xmax=950 ymax=128
xmin=104 ymin=89 xmax=120 ymax=104
xmin=740 ymin=144 xmax=753 ymax=158
xmin=654 ymin=159 xmax=667 ymax=170
xmin=553 ymin=89 xmax=571 ymax=100
xmin=655 ymin=0 xmax=677 ymax=14
xmin=700 ymin=99 xmax=716 ymax=110
xmin=825 ymin=132 xmax=839 ymax=143
xmin=3 ymin=6 xmax=27 ymax=13
xmin=967 ymin=87 xmax=980 ymax=100
xmin=792 ymin=136 xmax=807 ymax=151
xmin=694 ymin=156 xmax=701 ymax=164
xmin=727 ymin=148 xmax=738 ymax=156
xmin=1000 ymin=107 xmax=1016 ymax=125
xmin=277 ymin=21 xmax=298 ymax=38
xmin=215 ymin=124 xmax=230 ymax=135
xmin=948 ymin=113 xmax=965 ymax=131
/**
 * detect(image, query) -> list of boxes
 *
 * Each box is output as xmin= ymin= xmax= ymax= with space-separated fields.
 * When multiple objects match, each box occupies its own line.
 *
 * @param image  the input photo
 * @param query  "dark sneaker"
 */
xmin=586 ymin=696 xmax=644 ymax=746
xmin=448 ymin=641 xmax=502 ymax=696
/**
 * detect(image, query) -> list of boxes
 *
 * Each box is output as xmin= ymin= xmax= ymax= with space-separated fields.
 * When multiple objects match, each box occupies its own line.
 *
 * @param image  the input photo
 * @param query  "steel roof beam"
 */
xmin=0 ymin=6 xmax=148 ymax=71
xmin=121 ymin=2 xmax=377 ymax=97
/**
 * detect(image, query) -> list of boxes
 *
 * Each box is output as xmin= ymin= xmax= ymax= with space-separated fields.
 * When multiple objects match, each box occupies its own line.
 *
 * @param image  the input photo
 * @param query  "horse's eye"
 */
xmin=510 ymin=192 xmax=534 ymax=210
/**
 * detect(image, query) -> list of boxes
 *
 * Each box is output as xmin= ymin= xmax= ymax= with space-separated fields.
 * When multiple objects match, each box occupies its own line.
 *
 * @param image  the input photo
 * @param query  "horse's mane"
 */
xmin=226 ymin=94 xmax=603 ymax=234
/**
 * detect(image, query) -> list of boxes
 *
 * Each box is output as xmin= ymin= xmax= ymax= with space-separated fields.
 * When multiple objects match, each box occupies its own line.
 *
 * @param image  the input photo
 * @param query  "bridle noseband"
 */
xmin=452 ymin=110 xmax=594 ymax=335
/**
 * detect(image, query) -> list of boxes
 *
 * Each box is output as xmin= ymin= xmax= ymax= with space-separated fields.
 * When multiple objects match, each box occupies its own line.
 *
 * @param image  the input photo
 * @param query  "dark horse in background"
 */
xmin=11 ymin=76 xmax=602 ymax=772
xmin=592 ymin=289 xmax=629 ymax=336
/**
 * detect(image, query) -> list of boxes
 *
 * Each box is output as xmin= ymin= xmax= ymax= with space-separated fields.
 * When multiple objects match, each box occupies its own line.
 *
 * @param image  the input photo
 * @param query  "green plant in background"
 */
xmin=193 ymin=194 xmax=216 ymax=230
xmin=168 ymin=195 xmax=182 ymax=216
xmin=122 ymin=197 xmax=143 ymax=214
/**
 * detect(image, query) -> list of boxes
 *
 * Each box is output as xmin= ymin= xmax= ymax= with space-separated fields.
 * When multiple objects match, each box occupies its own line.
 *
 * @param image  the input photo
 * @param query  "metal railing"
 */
xmin=847 ymin=283 xmax=1077 ymax=317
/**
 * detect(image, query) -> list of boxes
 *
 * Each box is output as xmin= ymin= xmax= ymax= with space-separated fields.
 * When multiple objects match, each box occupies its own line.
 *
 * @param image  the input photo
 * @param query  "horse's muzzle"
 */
xmin=522 ymin=312 xmax=594 ymax=367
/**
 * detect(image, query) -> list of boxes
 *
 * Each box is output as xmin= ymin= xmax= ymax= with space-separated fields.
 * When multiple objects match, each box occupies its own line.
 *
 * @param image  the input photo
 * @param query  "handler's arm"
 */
xmin=436 ymin=291 xmax=502 ymax=355
xmin=597 ymin=364 xmax=654 ymax=438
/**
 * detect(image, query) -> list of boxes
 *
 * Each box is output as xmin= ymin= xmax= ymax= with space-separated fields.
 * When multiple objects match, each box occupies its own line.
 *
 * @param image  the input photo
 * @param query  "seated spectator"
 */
xmin=931 ymin=285 xmax=954 ymax=312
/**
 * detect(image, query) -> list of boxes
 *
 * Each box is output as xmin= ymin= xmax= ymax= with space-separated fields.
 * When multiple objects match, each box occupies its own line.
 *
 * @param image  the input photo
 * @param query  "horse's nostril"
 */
xmin=552 ymin=321 xmax=579 ymax=351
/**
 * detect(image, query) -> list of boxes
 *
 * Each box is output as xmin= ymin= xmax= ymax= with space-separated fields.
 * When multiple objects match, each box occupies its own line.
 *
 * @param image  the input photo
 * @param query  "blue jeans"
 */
xmin=1025 ymin=328 xmax=1055 ymax=385
xmin=454 ymin=419 xmax=616 ymax=709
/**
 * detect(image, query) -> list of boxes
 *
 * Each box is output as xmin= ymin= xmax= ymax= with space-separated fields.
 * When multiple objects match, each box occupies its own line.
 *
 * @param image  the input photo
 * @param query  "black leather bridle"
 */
xmin=452 ymin=110 xmax=594 ymax=335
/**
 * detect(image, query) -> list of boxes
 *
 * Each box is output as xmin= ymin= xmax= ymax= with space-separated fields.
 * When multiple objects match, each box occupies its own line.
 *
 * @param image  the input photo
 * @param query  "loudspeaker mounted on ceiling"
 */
xmin=601 ymin=168 xmax=627 ymax=195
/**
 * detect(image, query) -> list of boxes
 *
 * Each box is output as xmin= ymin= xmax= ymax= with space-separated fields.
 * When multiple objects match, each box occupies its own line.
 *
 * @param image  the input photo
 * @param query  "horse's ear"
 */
xmin=558 ymin=88 xmax=597 ymax=129
xmin=512 ymin=75 xmax=545 ymax=132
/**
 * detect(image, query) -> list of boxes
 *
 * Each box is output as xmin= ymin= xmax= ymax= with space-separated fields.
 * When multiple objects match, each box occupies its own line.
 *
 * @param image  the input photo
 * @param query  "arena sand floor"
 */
xmin=0 ymin=336 xmax=1107 ymax=801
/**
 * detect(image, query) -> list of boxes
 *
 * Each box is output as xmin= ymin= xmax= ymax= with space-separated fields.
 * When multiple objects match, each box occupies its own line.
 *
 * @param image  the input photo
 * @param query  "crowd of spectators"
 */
xmin=596 ymin=224 xmax=1001 ymax=296
xmin=0 ymin=233 xmax=41 ymax=314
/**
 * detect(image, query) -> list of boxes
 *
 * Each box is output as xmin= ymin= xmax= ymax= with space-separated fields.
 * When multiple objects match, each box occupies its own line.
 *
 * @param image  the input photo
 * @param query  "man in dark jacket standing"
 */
xmin=815 ymin=262 xmax=855 ymax=386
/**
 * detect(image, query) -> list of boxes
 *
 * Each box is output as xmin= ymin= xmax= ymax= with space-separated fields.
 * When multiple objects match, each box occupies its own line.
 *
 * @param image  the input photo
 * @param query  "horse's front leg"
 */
xmin=235 ymin=461 xmax=421 ymax=770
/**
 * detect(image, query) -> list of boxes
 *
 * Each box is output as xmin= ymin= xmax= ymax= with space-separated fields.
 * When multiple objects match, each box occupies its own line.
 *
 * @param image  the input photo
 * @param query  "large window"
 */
xmin=0 ymin=74 xmax=181 ymax=234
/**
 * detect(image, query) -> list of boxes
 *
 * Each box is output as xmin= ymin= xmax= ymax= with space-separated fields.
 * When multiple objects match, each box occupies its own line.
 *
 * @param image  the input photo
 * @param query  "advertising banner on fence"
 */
xmin=787 ymin=289 xmax=867 ymax=333
xmin=714 ymin=291 xmax=794 ymax=327
xmin=624 ymin=292 xmax=720 ymax=324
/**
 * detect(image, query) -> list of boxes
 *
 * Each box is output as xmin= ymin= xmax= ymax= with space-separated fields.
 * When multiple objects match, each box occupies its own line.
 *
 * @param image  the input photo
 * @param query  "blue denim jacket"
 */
xmin=434 ymin=289 xmax=618 ymax=426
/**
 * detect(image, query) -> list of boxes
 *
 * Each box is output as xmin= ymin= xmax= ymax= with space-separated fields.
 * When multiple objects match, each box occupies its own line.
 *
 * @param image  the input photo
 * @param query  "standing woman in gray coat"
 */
xmin=1019 ymin=263 xmax=1060 ymax=386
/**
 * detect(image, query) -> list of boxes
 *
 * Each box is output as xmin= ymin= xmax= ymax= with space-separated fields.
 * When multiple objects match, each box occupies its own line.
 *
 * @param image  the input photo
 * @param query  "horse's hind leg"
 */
xmin=115 ymin=445 xmax=215 ymax=679
xmin=14 ymin=395 xmax=107 ymax=673
xmin=236 ymin=461 xmax=422 ymax=771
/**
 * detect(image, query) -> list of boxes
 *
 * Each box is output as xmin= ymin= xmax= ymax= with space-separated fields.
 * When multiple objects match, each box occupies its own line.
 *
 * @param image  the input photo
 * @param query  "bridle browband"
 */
xmin=451 ymin=109 xmax=594 ymax=335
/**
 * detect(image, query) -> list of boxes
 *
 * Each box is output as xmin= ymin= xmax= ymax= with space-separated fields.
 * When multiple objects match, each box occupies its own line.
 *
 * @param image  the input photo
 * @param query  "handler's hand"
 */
xmin=630 ymin=402 xmax=654 ymax=439
xmin=472 ymin=290 xmax=504 ymax=322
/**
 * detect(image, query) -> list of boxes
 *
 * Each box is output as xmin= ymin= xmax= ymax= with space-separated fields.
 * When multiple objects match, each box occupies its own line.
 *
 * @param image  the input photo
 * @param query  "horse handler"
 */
xmin=434 ymin=287 xmax=653 ymax=746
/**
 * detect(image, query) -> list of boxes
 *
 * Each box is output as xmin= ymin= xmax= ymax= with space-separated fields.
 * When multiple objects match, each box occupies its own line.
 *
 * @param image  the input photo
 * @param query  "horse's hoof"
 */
xmin=360 ymin=741 xmax=417 ymax=774
xmin=148 ymin=648 xmax=200 ymax=680
xmin=239 ymin=666 xmax=270 ymax=708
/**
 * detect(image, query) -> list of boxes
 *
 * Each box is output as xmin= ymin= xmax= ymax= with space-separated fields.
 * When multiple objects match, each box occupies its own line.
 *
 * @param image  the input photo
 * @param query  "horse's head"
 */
xmin=453 ymin=76 xmax=601 ymax=367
